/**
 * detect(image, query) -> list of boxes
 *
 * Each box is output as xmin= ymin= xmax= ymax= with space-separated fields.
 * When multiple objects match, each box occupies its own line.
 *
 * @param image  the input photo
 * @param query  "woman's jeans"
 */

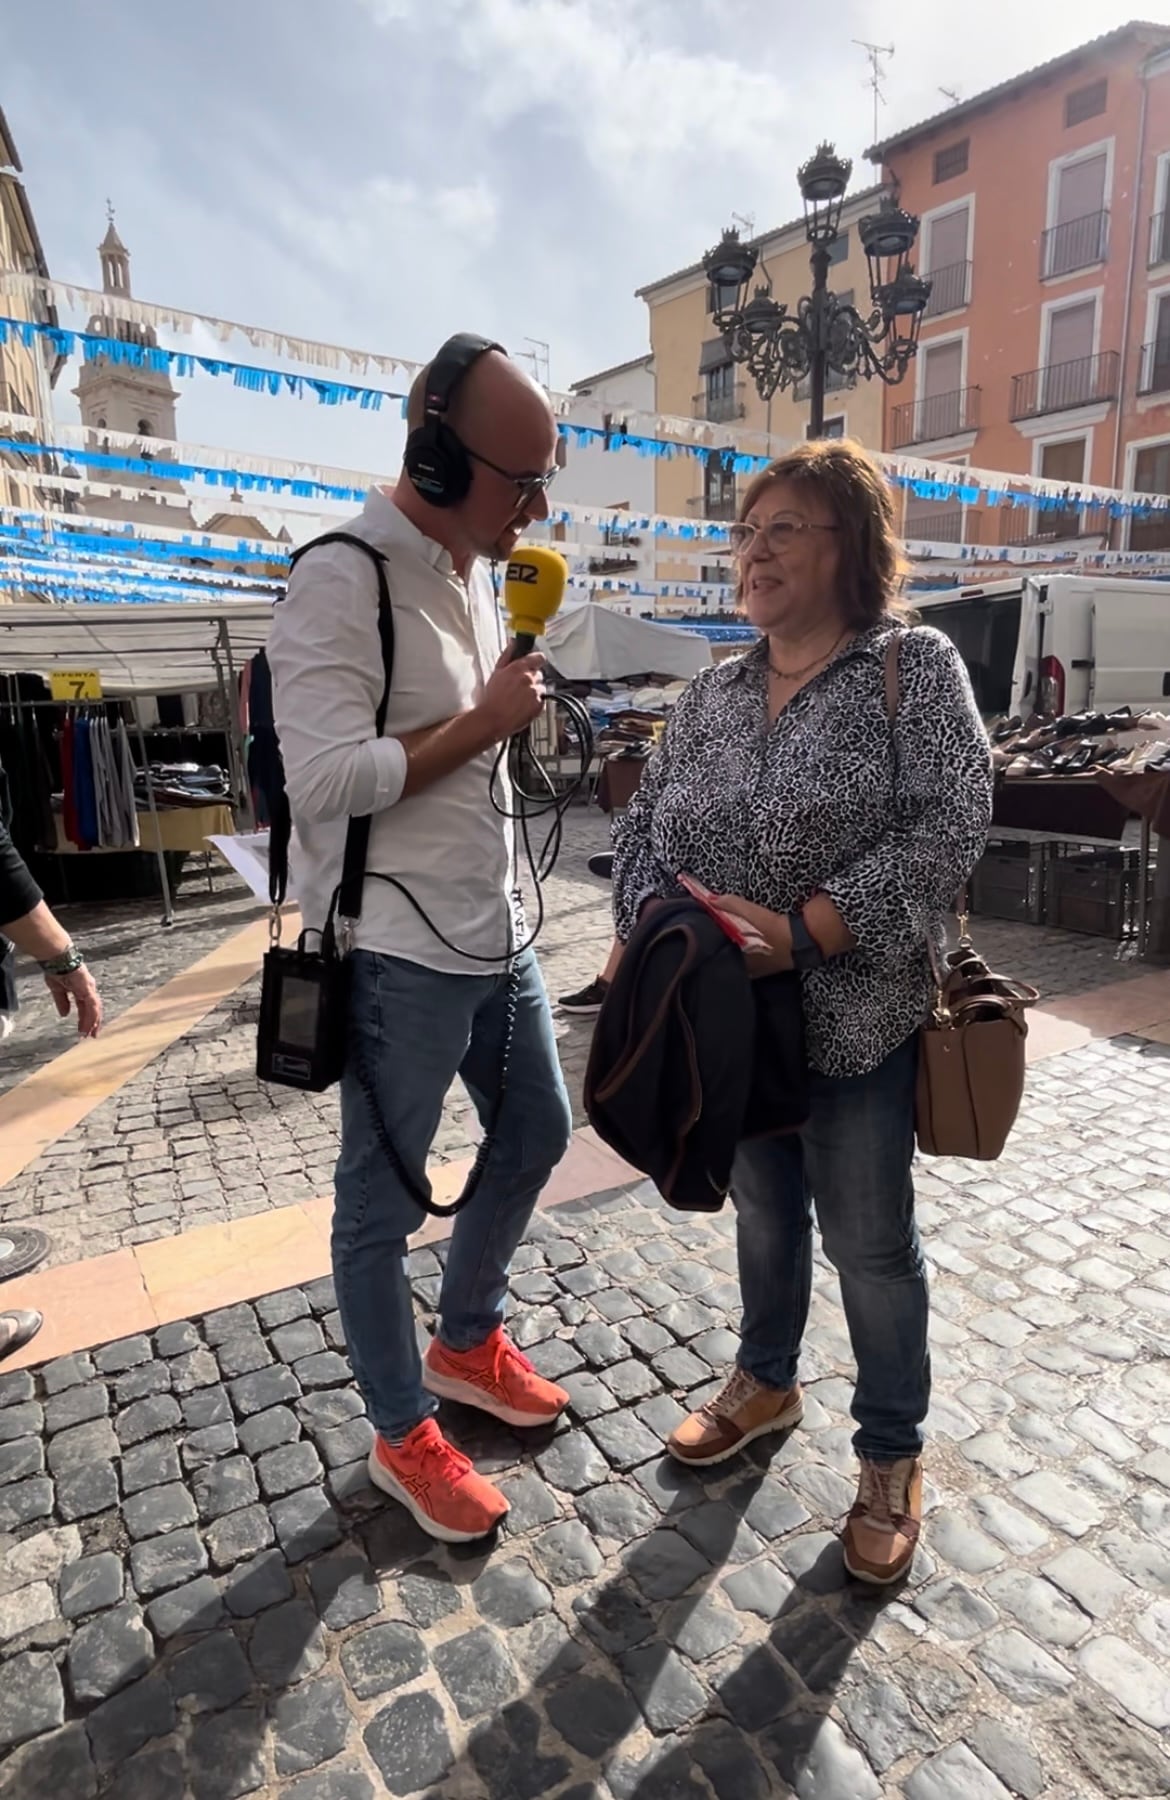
xmin=731 ymin=1034 xmax=928 ymax=1463
xmin=333 ymin=949 xmax=573 ymax=1442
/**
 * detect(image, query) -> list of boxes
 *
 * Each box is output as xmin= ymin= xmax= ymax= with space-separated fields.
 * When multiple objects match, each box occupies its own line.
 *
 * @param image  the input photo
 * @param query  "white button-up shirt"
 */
xmin=267 ymin=486 xmax=515 ymax=975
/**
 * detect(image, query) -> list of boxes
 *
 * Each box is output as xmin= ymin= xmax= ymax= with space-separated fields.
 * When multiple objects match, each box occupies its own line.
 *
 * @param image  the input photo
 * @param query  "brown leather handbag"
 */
xmin=884 ymin=632 xmax=1038 ymax=1161
xmin=915 ymin=924 xmax=1038 ymax=1159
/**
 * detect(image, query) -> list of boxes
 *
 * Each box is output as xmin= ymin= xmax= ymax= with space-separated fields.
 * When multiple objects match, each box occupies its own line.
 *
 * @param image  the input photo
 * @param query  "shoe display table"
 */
xmin=990 ymin=769 xmax=1170 ymax=958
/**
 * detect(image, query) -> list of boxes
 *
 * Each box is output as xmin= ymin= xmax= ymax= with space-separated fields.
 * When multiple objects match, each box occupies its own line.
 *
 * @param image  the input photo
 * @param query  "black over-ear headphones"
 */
xmin=402 ymin=332 xmax=504 ymax=508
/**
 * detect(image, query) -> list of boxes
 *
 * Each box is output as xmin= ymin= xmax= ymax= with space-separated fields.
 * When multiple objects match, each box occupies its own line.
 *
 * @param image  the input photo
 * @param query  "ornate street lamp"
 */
xmin=702 ymin=143 xmax=932 ymax=437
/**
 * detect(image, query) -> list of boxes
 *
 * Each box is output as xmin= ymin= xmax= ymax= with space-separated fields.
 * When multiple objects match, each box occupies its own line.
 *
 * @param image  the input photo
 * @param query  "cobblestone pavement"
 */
xmin=0 ymin=806 xmax=1151 ymax=1267
xmin=2 ymin=1026 xmax=1170 ymax=1798
xmin=0 ymin=869 xmax=264 ymax=1099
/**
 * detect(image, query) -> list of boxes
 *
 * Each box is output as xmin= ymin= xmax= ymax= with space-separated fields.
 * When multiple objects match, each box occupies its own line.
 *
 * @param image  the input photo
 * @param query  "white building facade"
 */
xmin=555 ymin=354 xmax=661 ymax=616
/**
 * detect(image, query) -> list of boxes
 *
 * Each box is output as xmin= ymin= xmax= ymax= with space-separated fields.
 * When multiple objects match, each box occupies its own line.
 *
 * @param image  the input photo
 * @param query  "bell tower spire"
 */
xmin=99 ymin=202 xmax=132 ymax=297
xmin=74 ymin=209 xmax=192 ymax=525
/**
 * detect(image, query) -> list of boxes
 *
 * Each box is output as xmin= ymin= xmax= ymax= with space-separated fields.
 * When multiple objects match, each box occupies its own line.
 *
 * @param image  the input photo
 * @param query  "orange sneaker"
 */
xmin=423 ymin=1327 xmax=570 ymax=1429
xmin=367 ymin=1418 xmax=509 ymax=1543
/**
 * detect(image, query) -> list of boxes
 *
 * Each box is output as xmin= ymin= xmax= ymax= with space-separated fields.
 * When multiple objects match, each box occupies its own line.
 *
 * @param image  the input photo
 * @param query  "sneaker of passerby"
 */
xmin=0 ymin=1310 xmax=43 ymax=1362
xmin=557 ymin=975 xmax=610 ymax=1016
xmin=554 ymin=852 xmax=615 ymax=1010
xmin=558 ymin=933 xmax=623 ymax=1017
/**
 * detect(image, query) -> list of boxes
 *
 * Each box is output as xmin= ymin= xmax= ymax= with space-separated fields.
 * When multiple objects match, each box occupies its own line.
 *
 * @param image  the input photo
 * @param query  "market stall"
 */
xmin=975 ymin=712 xmax=1170 ymax=958
xmin=0 ymin=600 xmax=272 ymax=926
xmin=538 ymin=602 xmax=710 ymax=812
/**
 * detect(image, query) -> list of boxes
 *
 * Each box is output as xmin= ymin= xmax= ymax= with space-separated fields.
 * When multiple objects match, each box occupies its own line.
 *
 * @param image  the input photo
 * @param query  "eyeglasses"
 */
xmin=466 ymin=446 xmax=560 ymax=508
xmin=728 ymin=518 xmax=838 ymax=558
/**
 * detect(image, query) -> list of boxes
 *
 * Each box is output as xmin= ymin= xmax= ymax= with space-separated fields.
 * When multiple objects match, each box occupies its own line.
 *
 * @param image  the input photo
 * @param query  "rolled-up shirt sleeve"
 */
xmin=611 ymin=675 xmax=707 ymax=941
xmin=820 ymin=628 xmax=992 ymax=968
xmin=267 ymin=542 xmax=407 ymax=825
xmin=0 ymin=816 xmax=42 ymax=929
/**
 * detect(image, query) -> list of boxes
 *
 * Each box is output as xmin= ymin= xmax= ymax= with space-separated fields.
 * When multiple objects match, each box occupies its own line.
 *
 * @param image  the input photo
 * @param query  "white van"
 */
xmin=914 ymin=575 xmax=1170 ymax=721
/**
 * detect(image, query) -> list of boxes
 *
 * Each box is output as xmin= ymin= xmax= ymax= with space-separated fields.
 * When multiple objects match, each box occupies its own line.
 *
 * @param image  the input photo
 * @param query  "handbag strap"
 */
xmin=883 ymin=625 xmax=969 ymax=948
xmin=267 ymin=533 xmax=395 ymax=929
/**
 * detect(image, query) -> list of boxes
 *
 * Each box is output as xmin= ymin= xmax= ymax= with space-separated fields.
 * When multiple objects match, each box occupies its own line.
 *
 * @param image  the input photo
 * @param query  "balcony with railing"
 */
xmin=1138 ymin=339 xmax=1170 ymax=397
xmin=794 ymin=364 xmax=856 ymax=404
xmin=923 ymin=260 xmax=971 ymax=318
xmin=890 ymin=385 xmax=980 ymax=448
xmin=1131 ymin=510 xmax=1170 ymax=552
xmin=997 ymin=503 xmax=1112 ymax=547
xmin=687 ymin=494 xmax=737 ymax=521
xmin=1009 ymin=350 xmax=1119 ymax=420
xmin=692 ymin=385 xmax=746 ymax=423
xmin=1149 ymin=210 xmax=1170 ymax=268
xmin=587 ymin=553 xmax=640 ymax=575
xmin=1041 ymin=209 xmax=1109 ymax=279
xmin=903 ymin=505 xmax=966 ymax=544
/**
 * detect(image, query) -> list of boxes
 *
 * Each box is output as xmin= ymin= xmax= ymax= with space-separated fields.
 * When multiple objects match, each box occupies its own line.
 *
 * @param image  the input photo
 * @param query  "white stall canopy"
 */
xmin=0 ymin=600 xmax=274 ymax=696
xmin=542 ymin=601 xmax=711 ymax=682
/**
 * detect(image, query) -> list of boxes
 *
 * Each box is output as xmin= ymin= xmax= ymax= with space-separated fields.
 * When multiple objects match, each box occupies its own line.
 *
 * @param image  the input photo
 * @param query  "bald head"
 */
xmin=398 ymin=338 xmax=560 ymax=571
xmin=406 ymin=346 xmax=552 ymax=442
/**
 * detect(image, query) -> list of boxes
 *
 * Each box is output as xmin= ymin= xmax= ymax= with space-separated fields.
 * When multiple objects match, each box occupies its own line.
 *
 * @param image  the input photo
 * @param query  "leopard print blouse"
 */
xmin=611 ymin=623 xmax=994 ymax=1078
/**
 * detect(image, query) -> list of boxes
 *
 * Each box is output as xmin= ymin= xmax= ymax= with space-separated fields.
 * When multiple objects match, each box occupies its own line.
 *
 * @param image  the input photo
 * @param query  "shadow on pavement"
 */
xmin=393 ymin=1422 xmax=897 ymax=1800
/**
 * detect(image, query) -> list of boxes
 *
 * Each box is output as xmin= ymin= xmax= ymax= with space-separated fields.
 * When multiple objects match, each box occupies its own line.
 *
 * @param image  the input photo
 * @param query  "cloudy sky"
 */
xmin=3 ymin=0 xmax=1154 ymax=483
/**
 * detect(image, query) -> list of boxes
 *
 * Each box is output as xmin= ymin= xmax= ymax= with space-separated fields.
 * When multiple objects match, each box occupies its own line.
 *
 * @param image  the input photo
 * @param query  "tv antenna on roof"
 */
xmin=854 ymin=38 xmax=894 ymax=146
xmin=731 ymin=211 xmax=755 ymax=240
xmin=939 ymin=85 xmax=961 ymax=105
xmin=517 ymin=337 xmax=551 ymax=390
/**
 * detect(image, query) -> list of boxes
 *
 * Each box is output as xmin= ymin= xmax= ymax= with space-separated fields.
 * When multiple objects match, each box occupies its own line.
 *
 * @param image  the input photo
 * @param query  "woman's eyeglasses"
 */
xmin=728 ymin=518 xmax=838 ymax=558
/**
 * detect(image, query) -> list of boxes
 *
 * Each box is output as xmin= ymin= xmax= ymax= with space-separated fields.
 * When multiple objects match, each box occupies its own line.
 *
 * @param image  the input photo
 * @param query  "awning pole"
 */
xmin=214 ymin=622 xmax=252 ymax=827
xmin=130 ymin=697 xmax=174 ymax=929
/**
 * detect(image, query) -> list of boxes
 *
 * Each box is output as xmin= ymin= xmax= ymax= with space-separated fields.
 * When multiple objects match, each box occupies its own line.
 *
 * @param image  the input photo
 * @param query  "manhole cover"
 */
xmin=0 ymin=1228 xmax=51 ymax=1283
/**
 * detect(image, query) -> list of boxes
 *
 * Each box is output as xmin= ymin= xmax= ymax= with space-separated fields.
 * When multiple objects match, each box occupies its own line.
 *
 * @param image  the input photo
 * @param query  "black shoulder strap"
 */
xmin=267 ymin=532 xmax=394 ymax=914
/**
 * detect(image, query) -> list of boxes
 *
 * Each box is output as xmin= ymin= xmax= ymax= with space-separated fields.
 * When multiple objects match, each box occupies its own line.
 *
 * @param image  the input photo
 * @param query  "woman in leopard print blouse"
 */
xmin=611 ymin=438 xmax=993 ymax=1584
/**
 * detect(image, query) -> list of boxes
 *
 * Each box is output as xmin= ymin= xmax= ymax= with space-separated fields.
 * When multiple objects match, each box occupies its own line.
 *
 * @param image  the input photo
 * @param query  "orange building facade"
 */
xmin=869 ymin=21 xmax=1170 ymax=553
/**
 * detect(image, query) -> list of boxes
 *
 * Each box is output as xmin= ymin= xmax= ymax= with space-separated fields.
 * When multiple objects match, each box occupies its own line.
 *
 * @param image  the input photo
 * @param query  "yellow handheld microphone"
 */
xmin=503 ymin=546 xmax=568 ymax=659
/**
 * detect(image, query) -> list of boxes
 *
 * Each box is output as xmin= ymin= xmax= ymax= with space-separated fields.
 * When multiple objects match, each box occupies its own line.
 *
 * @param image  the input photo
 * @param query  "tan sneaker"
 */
xmin=666 ymin=1368 xmax=803 ymax=1467
xmin=842 ymin=1456 xmax=923 ymax=1585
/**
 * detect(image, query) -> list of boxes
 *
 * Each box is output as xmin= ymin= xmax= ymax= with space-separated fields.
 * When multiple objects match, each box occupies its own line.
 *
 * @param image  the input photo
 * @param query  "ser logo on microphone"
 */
xmin=506 ymin=560 xmax=539 ymax=584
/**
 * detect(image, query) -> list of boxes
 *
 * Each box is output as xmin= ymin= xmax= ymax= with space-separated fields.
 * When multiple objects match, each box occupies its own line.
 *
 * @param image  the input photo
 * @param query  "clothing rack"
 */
xmin=0 ymin=599 xmax=269 ymax=931
xmin=0 ymin=681 xmax=179 ymax=926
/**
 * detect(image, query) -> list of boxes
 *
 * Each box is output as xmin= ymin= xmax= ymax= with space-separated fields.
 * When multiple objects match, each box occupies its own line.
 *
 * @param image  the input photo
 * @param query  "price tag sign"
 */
xmin=49 ymin=669 xmax=104 ymax=702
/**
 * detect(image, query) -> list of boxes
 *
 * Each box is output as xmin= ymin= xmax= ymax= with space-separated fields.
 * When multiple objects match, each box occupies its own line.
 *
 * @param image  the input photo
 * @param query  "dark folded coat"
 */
xmin=584 ymin=899 xmax=808 ymax=1212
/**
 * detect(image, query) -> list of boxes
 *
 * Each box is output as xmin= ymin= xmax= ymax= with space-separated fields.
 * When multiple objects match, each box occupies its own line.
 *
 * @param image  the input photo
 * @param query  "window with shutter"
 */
xmin=1042 ymin=299 xmax=1098 ymax=408
xmin=916 ymin=339 xmax=964 ymax=439
xmin=1036 ymin=437 xmax=1086 ymax=540
xmin=924 ymin=205 xmax=971 ymax=314
xmin=1065 ymin=79 xmax=1107 ymax=128
xmin=1131 ymin=443 xmax=1170 ymax=550
xmin=933 ymin=140 xmax=969 ymax=184
xmin=1144 ymin=295 xmax=1170 ymax=394
xmin=1046 ymin=153 xmax=1108 ymax=275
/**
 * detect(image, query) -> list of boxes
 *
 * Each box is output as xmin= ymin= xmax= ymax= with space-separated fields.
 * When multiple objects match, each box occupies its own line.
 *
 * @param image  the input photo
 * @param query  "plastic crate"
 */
xmin=970 ymin=843 xmax=1046 ymax=925
xmin=1046 ymin=850 xmax=1136 ymax=940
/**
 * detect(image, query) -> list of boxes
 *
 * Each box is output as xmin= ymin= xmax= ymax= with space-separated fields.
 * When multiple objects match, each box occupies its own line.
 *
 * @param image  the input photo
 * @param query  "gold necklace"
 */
xmin=767 ymin=631 xmax=846 ymax=683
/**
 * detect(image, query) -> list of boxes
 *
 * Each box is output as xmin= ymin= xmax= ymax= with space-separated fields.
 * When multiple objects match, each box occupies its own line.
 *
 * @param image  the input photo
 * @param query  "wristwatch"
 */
xmin=787 ymin=912 xmax=825 ymax=973
xmin=39 ymin=946 xmax=85 ymax=977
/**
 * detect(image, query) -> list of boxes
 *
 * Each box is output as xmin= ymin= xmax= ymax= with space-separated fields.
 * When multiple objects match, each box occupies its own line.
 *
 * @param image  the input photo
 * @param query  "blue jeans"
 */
xmin=731 ymin=1034 xmax=929 ymax=1463
xmin=333 ymin=949 xmax=572 ymax=1441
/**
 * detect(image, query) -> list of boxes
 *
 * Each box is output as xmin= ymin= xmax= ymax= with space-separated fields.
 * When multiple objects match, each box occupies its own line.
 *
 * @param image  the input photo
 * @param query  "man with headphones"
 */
xmin=268 ymin=336 xmax=573 ymax=1543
